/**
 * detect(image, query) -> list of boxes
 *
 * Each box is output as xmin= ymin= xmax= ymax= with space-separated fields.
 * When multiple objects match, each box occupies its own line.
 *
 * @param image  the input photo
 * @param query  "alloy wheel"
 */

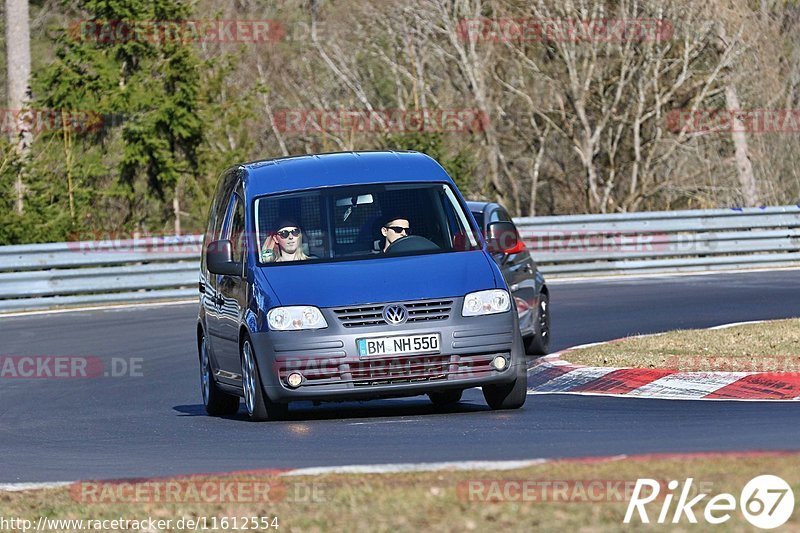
xmin=242 ymin=341 xmax=257 ymax=415
xmin=200 ymin=338 xmax=211 ymax=406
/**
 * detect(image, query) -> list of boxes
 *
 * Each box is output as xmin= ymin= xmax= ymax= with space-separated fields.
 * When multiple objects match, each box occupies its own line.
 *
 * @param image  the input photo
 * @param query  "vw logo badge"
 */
xmin=383 ymin=304 xmax=408 ymax=325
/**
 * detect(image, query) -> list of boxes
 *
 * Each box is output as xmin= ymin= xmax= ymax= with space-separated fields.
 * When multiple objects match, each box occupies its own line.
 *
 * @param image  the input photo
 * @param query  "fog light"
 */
xmin=287 ymin=372 xmax=303 ymax=388
xmin=491 ymin=356 xmax=508 ymax=371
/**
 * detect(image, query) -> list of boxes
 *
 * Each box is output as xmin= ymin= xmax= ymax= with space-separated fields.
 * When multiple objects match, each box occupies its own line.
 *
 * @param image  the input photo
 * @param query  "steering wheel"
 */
xmin=385 ymin=235 xmax=440 ymax=254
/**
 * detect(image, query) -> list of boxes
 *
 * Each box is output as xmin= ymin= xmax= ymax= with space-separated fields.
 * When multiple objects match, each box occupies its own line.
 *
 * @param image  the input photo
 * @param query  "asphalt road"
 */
xmin=1 ymin=270 xmax=799 ymax=482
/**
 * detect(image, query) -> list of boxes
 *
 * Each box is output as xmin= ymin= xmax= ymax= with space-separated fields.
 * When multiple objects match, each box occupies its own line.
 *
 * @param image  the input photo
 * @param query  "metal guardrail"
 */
xmin=0 ymin=206 xmax=798 ymax=312
xmin=516 ymin=205 xmax=800 ymax=276
xmin=0 ymin=236 xmax=202 ymax=312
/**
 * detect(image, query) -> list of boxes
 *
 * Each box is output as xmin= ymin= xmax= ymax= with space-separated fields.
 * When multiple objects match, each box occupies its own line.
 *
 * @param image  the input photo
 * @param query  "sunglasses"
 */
xmin=276 ymin=228 xmax=301 ymax=238
xmin=386 ymin=225 xmax=410 ymax=235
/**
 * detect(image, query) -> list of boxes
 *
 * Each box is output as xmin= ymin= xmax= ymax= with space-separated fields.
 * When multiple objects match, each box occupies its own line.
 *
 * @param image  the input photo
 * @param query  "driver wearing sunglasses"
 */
xmin=381 ymin=217 xmax=411 ymax=252
xmin=261 ymin=218 xmax=310 ymax=263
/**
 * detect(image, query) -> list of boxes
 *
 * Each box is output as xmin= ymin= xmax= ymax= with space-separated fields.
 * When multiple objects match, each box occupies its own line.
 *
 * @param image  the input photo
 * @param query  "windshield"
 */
xmin=254 ymin=182 xmax=482 ymax=265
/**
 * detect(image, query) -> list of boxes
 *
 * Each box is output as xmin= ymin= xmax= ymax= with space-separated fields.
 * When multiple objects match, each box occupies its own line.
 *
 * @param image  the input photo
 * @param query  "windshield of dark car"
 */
xmin=254 ymin=182 xmax=482 ymax=265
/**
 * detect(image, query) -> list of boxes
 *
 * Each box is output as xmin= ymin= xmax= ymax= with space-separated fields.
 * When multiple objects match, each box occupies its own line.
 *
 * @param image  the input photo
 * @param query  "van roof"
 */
xmin=240 ymin=150 xmax=453 ymax=197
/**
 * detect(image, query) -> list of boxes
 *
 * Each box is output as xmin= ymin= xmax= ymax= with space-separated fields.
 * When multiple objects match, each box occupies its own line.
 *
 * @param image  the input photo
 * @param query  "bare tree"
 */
xmin=494 ymin=0 xmax=746 ymax=213
xmin=204 ymin=0 xmax=800 ymax=216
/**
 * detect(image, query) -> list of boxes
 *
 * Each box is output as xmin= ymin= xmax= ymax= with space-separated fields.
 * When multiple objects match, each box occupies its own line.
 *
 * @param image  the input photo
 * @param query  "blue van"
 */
xmin=198 ymin=151 xmax=529 ymax=420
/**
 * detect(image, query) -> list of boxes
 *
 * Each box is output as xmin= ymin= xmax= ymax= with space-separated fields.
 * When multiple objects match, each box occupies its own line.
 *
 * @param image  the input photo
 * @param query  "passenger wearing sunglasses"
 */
xmin=261 ymin=219 xmax=310 ymax=263
xmin=381 ymin=217 xmax=411 ymax=252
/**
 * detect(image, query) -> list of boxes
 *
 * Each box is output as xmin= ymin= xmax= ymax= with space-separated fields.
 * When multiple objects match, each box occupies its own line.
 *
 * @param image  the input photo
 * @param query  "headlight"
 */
xmin=462 ymin=289 xmax=511 ymax=317
xmin=267 ymin=306 xmax=328 ymax=330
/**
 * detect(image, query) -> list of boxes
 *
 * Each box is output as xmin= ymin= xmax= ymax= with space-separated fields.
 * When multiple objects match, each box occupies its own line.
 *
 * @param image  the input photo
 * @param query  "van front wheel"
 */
xmin=483 ymin=375 xmax=527 ymax=410
xmin=241 ymin=337 xmax=289 ymax=421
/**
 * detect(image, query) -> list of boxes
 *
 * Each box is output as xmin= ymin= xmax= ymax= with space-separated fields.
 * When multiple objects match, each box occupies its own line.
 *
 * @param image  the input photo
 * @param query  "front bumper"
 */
xmin=251 ymin=298 xmax=524 ymax=402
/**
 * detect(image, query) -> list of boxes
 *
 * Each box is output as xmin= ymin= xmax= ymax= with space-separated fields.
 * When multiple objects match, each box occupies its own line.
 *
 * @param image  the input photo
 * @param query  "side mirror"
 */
xmin=486 ymin=222 xmax=525 ymax=254
xmin=206 ymin=239 xmax=242 ymax=276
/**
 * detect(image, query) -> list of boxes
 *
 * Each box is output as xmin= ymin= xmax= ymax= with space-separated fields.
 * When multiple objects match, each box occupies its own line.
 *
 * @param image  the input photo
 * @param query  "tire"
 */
xmin=200 ymin=333 xmax=240 ymax=417
xmin=428 ymin=389 xmax=463 ymax=407
xmin=524 ymin=290 xmax=550 ymax=355
xmin=483 ymin=372 xmax=527 ymax=410
xmin=241 ymin=336 xmax=289 ymax=421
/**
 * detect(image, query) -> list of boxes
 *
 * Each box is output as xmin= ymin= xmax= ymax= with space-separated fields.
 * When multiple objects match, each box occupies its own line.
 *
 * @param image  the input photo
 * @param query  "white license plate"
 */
xmin=357 ymin=333 xmax=441 ymax=357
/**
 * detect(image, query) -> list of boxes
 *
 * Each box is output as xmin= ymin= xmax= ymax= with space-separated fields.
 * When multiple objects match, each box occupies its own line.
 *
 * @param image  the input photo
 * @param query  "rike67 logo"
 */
xmin=624 ymin=475 xmax=795 ymax=529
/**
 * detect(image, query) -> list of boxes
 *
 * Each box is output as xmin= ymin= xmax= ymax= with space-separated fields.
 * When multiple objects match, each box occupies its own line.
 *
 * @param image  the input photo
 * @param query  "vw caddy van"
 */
xmin=198 ymin=151 xmax=529 ymax=420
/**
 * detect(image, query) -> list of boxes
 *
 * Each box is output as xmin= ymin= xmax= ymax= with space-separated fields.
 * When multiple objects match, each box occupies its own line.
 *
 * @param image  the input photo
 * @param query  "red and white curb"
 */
xmin=528 ymin=321 xmax=800 ymax=401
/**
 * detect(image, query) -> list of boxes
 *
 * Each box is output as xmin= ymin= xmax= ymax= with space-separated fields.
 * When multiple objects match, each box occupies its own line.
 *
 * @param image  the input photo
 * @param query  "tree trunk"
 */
xmin=61 ymin=110 xmax=75 ymax=220
xmin=528 ymin=125 xmax=549 ymax=216
xmin=724 ymin=85 xmax=759 ymax=206
xmin=715 ymin=23 xmax=758 ymax=207
xmin=5 ymin=0 xmax=32 ymax=214
xmin=173 ymin=185 xmax=182 ymax=236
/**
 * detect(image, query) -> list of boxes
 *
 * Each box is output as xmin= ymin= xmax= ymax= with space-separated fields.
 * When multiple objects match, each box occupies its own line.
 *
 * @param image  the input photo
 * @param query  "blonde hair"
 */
xmin=275 ymin=247 xmax=309 ymax=262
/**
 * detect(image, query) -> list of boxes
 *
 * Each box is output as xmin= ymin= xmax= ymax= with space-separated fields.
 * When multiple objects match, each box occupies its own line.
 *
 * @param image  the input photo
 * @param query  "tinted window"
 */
xmin=229 ymin=196 xmax=245 ymax=263
xmin=254 ymin=183 xmax=481 ymax=265
xmin=220 ymin=194 xmax=245 ymax=264
xmin=209 ymin=172 xmax=238 ymax=241
xmin=208 ymin=189 xmax=228 ymax=242
xmin=488 ymin=207 xmax=513 ymax=224
xmin=496 ymin=208 xmax=513 ymax=222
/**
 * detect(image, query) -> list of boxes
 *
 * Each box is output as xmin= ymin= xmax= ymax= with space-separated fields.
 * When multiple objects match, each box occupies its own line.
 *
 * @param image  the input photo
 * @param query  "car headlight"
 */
xmin=267 ymin=306 xmax=328 ymax=330
xmin=462 ymin=289 xmax=511 ymax=317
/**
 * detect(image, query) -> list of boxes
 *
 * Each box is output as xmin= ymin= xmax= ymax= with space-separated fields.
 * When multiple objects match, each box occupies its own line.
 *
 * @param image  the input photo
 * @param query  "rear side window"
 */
xmin=221 ymin=194 xmax=245 ymax=263
xmin=488 ymin=208 xmax=512 ymax=223
xmin=208 ymin=172 xmax=239 ymax=242
xmin=496 ymin=208 xmax=513 ymax=222
xmin=207 ymin=187 xmax=229 ymax=243
xmin=229 ymin=196 xmax=245 ymax=263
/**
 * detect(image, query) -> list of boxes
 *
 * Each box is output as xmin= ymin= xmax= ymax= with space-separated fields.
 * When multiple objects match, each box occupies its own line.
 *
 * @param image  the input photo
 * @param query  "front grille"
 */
xmin=333 ymin=299 xmax=454 ymax=328
xmin=277 ymin=353 xmax=499 ymax=388
xmin=351 ymin=354 xmax=450 ymax=385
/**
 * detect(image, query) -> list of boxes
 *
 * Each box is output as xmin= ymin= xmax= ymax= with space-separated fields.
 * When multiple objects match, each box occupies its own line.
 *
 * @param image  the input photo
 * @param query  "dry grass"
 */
xmin=563 ymin=318 xmax=800 ymax=371
xmin=1 ymin=453 xmax=799 ymax=532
